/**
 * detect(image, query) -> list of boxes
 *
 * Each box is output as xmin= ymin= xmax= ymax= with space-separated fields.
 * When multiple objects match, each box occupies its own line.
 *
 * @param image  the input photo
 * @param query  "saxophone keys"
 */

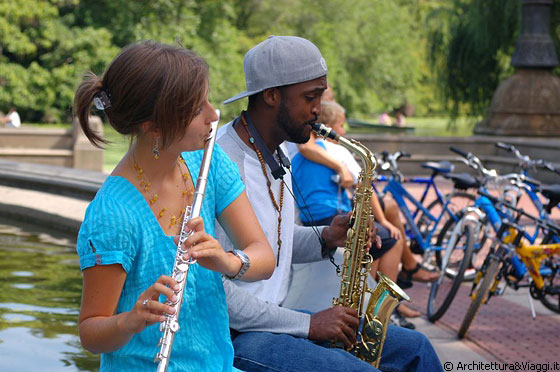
xmin=360 ymin=340 xmax=380 ymax=363
xmin=363 ymin=318 xmax=384 ymax=339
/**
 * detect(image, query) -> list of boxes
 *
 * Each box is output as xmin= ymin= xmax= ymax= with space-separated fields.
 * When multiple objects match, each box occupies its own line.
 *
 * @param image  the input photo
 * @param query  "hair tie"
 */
xmin=93 ymin=90 xmax=112 ymax=110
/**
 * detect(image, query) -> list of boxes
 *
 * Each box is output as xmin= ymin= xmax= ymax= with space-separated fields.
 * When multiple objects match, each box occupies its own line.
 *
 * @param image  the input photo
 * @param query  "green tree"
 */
xmin=1 ymin=0 xmax=445 ymax=124
xmin=229 ymin=0 xmax=427 ymax=118
xmin=0 ymin=0 xmax=118 ymax=122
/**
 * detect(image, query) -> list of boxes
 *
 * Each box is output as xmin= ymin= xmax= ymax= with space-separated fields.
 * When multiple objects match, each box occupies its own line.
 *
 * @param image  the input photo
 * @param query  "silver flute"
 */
xmin=155 ymin=110 xmax=220 ymax=372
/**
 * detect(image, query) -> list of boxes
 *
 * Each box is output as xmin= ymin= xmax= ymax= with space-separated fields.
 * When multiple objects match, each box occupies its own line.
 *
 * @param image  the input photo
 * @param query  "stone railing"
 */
xmin=0 ymin=116 xmax=103 ymax=172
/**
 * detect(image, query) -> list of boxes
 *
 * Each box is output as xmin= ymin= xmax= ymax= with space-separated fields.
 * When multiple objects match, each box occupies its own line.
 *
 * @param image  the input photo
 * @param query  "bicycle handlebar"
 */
xmin=495 ymin=141 xmax=560 ymax=176
xmin=449 ymin=146 xmax=469 ymax=159
xmin=495 ymin=142 xmax=515 ymax=152
xmin=477 ymin=188 xmax=560 ymax=233
xmin=379 ymin=151 xmax=411 ymax=180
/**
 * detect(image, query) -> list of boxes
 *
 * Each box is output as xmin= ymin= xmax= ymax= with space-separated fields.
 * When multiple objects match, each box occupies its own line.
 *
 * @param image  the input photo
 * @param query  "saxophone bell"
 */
xmin=361 ymin=271 xmax=410 ymax=367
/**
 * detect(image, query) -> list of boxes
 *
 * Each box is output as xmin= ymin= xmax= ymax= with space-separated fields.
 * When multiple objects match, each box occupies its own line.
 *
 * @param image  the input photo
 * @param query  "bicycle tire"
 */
xmin=427 ymin=224 xmax=474 ymax=322
xmin=458 ymin=257 xmax=500 ymax=339
xmin=539 ymin=266 xmax=560 ymax=313
xmin=436 ymin=214 xmax=492 ymax=276
xmin=416 ymin=191 xmax=475 ymax=240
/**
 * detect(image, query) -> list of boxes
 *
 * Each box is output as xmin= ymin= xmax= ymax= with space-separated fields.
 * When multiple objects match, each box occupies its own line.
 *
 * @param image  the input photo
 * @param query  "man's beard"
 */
xmin=276 ymin=100 xmax=315 ymax=144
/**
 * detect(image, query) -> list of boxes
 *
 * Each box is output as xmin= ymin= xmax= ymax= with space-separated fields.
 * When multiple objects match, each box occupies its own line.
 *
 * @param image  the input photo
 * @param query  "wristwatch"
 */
xmin=225 ymin=249 xmax=251 ymax=280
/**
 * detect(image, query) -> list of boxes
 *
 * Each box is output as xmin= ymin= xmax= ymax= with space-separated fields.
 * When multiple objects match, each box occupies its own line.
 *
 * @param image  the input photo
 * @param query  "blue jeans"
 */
xmin=231 ymin=324 xmax=443 ymax=372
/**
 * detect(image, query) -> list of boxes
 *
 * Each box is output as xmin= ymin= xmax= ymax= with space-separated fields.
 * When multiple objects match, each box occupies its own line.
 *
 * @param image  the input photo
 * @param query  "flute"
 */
xmin=155 ymin=110 xmax=220 ymax=372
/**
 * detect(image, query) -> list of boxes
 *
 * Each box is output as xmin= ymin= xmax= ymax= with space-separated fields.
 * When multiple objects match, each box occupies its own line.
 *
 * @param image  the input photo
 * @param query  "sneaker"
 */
xmin=390 ymin=309 xmax=416 ymax=330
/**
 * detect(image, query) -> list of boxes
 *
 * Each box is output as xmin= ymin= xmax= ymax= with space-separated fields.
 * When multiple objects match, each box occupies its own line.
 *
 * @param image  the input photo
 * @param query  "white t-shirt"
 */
xmin=324 ymin=140 xmax=362 ymax=183
xmin=6 ymin=111 xmax=21 ymax=128
xmin=216 ymin=122 xmax=295 ymax=305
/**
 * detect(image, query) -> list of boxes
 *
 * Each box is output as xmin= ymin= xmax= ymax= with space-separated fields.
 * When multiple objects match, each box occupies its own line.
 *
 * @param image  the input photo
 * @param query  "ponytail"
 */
xmin=73 ymin=72 xmax=108 ymax=148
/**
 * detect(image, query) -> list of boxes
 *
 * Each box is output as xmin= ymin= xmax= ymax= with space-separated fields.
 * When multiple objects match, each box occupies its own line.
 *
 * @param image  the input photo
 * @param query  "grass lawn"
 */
xmin=103 ymin=125 xmax=130 ymax=173
xmin=347 ymin=116 xmax=477 ymax=137
xmin=405 ymin=116 xmax=478 ymax=137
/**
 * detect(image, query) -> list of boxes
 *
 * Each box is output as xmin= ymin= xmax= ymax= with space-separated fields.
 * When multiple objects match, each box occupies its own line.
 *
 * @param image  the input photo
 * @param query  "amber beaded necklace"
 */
xmin=132 ymin=153 xmax=194 ymax=229
xmin=240 ymin=112 xmax=284 ymax=266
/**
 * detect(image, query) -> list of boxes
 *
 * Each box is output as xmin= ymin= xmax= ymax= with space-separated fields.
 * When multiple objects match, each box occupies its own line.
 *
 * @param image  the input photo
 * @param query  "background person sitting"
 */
xmin=394 ymin=109 xmax=406 ymax=127
xmin=0 ymin=107 xmax=21 ymax=128
xmin=378 ymin=111 xmax=392 ymax=125
xmin=293 ymin=100 xmax=438 ymax=321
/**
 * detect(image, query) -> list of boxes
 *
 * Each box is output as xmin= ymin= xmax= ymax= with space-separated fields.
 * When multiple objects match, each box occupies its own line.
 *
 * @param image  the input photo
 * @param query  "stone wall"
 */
xmin=0 ymin=116 xmax=104 ymax=172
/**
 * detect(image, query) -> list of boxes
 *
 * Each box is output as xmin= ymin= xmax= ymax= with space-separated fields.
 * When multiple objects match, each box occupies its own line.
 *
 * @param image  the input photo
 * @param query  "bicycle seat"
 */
xmin=421 ymin=161 xmax=455 ymax=174
xmin=540 ymin=184 xmax=560 ymax=213
xmin=443 ymin=172 xmax=481 ymax=190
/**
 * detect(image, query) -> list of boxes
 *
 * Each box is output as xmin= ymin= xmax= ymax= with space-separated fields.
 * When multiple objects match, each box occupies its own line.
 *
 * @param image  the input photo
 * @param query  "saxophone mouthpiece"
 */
xmin=311 ymin=123 xmax=338 ymax=141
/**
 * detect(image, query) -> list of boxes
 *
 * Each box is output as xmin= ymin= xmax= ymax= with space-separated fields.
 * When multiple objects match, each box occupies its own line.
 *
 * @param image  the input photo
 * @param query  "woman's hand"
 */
xmin=176 ymin=217 xmax=242 ymax=277
xmin=336 ymin=163 xmax=354 ymax=189
xmin=120 ymin=275 xmax=179 ymax=335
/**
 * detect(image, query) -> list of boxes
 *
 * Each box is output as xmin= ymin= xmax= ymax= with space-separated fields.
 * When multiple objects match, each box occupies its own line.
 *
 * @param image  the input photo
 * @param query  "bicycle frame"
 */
xmin=517 ymin=242 xmax=560 ymax=289
xmin=380 ymin=177 xmax=460 ymax=252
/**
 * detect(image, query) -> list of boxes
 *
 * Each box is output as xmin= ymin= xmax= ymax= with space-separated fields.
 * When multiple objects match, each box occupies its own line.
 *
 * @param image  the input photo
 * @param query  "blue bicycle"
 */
xmin=427 ymin=145 xmax=560 ymax=321
xmin=375 ymin=151 xmax=477 ymax=264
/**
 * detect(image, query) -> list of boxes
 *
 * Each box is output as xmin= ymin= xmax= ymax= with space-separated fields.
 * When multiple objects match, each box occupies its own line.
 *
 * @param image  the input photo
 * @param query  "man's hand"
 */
xmin=308 ymin=306 xmax=360 ymax=348
xmin=322 ymin=213 xmax=380 ymax=253
xmin=321 ymin=213 xmax=351 ymax=251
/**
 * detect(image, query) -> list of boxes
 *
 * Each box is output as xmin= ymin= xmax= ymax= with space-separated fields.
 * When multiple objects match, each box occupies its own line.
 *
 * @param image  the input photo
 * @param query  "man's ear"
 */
xmin=262 ymin=87 xmax=281 ymax=107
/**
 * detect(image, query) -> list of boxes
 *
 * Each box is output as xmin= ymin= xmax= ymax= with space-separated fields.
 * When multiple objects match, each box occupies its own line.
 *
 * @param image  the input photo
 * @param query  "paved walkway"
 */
xmin=1 ymin=163 xmax=559 ymax=371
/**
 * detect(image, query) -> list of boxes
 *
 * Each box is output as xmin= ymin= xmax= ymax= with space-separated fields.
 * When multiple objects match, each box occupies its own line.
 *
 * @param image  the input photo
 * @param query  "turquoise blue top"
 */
xmin=77 ymin=145 xmax=244 ymax=372
xmin=292 ymin=140 xmax=351 ymax=223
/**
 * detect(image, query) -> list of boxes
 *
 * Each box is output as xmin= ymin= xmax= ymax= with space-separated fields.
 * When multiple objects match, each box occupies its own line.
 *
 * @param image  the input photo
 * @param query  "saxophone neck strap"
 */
xmin=238 ymin=111 xmax=290 ymax=180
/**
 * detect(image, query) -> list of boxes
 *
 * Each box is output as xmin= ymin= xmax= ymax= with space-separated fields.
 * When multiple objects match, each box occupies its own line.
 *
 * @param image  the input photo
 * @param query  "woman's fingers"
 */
xmin=182 ymin=230 xmax=210 ymax=248
xmin=185 ymin=216 xmax=205 ymax=233
xmin=142 ymin=297 xmax=176 ymax=317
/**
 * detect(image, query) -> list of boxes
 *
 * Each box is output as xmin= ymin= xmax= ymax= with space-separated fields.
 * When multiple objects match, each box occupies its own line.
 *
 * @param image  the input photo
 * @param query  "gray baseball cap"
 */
xmin=223 ymin=35 xmax=328 ymax=104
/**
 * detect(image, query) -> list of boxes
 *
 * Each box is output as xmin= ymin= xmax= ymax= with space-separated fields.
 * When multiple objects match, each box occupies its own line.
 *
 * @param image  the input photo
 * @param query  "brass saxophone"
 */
xmin=312 ymin=123 xmax=410 ymax=368
xmin=155 ymin=110 xmax=220 ymax=372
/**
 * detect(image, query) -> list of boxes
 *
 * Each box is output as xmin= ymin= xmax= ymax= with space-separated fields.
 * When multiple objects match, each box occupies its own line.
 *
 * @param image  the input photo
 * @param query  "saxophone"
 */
xmin=312 ymin=123 xmax=410 ymax=368
xmin=155 ymin=110 xmax=220 ymax=372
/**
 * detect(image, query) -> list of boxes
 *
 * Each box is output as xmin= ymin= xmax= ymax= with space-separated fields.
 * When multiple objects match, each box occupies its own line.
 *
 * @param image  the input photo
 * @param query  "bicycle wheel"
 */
xmin=457 ymin=257 xmax=501 ymax=339
xmin=427 ymin=223 xmax=474 ymax=322
xmin=539 ymin=259 xmax=560 ymax=313
xmin=416 ymin=191 xmax=475 ymax=241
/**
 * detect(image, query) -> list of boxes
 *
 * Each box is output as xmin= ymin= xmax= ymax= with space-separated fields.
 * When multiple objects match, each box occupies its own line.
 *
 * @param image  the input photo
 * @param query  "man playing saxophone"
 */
xmin=216 ymin=35 xmax=443 ymax=372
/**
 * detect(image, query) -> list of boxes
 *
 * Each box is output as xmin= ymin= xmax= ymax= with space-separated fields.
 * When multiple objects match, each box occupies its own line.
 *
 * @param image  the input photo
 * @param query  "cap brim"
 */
xmin=223 ymin=91 xmax=251 ymax=105
xmin=223 ymin=88 xmax=266 ymax=105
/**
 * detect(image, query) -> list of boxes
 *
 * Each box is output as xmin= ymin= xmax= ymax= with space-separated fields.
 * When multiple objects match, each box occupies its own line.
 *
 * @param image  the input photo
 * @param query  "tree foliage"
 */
xmin=0 ymin=0 xmax=118 ymax=122
xmin=1 ymin=0 xmax=447 ymax=123
xmin=427 ymin=0 xmax=560 ymax=120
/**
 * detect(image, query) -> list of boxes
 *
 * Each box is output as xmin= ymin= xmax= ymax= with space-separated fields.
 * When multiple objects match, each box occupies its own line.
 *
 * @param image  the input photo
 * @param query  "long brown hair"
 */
xmin=74 ymin=41 xmax=209 ymax=148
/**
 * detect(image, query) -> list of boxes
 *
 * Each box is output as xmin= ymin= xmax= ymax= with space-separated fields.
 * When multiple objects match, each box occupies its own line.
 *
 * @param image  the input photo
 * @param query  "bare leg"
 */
xmin=383 ymin=198 xmax=439 ymax=282
xmin=376 ymin=238 xmax=403 ymax=282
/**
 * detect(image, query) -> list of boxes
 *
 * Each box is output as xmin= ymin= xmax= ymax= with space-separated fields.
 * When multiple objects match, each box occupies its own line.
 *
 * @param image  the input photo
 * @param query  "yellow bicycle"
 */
xmin=457 ymin=201 xmax=560 ymax=339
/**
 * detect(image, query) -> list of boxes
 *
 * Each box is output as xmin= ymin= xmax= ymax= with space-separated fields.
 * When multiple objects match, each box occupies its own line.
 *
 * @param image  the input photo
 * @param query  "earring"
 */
xmin=153 ymin=138 xmax=160 ymax=160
